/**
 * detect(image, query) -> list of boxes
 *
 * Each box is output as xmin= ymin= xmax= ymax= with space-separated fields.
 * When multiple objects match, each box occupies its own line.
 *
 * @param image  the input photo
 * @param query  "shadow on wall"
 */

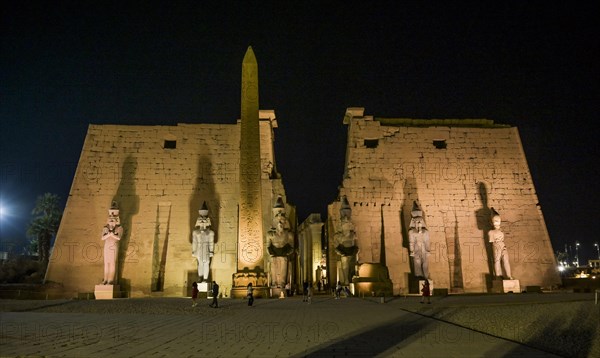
xmin=186 ymin=155 xmax=219 ymax=295
xmin=115 ymin=155 xmax=139 ymax=293
xmin=475 ymin=181 xmax=494 ymax=291
xmin=400 ymin=178 xmax=418 ymax=293
xmin=442 ymin=210 xmax=464 ymax=292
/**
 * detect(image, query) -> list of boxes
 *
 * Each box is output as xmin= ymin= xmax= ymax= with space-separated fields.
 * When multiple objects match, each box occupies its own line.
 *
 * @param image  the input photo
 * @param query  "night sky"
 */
xmin=1 ymin=2 xmax=598 ymax=263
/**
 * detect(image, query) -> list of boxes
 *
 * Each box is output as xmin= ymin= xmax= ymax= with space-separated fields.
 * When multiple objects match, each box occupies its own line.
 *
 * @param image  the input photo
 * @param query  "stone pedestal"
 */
xmin=271 ymin=287 xmax=285 ymax=298
xmin=503 ymin=279 xmax=520 ymax=293
xmin=352 ymin=263 xmax=393 ymax=297
xmin=94 ymin=284 xmax=120 ymax=299
xmin=198 ymin=281 xmax=212 ymax=299
xmin=230 ymin=271 xmax=269 ymax=298
xmin=198 ymin=281 xmax=209 ymax=292
xmin=492 ymin=279 xmax=521 ymax=293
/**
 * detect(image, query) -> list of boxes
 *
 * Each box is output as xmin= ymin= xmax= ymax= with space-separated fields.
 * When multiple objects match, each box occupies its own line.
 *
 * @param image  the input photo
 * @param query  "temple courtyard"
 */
xmin=0 ymin=292 xmax=597 ymax=357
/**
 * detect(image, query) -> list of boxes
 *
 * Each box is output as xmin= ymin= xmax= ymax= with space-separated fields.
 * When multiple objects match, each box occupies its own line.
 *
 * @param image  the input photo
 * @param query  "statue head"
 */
xmin=410 ymin=216 xmax=425 ymax=231
xmin=491 ymin=207 xmax=501 ymax=229
xmin=199 ymin=201 xmax=209 ymax=217
xmin=272 ymin=195 xmax=288 ymax=230
xmin=195 ymin=201 xmax=211 ymax=230
xmin=340 ymin=195 xmax=351 ymax=221
xmin=409 ymin=201 xmax=425 ymax=230
xmin=107 ymin=201 xmax=120 ymax=227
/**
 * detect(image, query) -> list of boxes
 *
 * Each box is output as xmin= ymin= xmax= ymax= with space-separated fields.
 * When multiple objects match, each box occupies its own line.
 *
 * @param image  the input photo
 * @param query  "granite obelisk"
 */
xmin=232 ymin=46 xmax=268 ymax=297
xmin=238 ymin=46 xmax=264 ymax=270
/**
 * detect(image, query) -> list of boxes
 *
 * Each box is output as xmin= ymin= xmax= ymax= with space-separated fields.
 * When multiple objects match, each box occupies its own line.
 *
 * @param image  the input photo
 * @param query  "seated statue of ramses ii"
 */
xmin=334 ymin=196 xmax=359 ymax=285
xmin=267 ymin=196 xmax=294 ymax=288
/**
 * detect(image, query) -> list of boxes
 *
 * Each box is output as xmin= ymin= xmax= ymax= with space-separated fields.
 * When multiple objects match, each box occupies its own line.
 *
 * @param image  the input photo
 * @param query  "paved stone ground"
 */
xmin=1 ymin=292 xmax=597 ymax=357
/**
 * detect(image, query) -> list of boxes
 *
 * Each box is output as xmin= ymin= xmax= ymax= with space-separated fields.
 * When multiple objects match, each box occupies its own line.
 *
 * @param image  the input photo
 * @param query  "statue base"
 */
xmin=198 ymin=282 xmax=214 ymax=298
xmin=231 ymin=286 xmax=270 ymax=299
xmin=492 ymin=279 xmax=521 ymax=293
xmin=352 ymin=263 xmax=393 ymax=297
xmin=271 ymin=287 xmax=285 ymax=298
xmin=230 ymin=271 xmax=269 ymax=298
xmin=198 ymin=281 xmax=209 ymax=292
xmin=94 ymin=284 xmax=120 ymax=299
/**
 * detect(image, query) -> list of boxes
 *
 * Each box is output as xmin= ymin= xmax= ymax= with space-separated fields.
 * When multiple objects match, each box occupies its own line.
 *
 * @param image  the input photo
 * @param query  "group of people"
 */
xmin=191 ymin=281 xmax=219 ymax=308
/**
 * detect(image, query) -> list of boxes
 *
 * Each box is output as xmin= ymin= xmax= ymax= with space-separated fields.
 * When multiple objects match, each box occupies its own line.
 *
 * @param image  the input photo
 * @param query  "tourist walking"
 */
xmin=247 ymin=283 xmax=254 ymax=306
xmin=209 ymin=281 xmax=219 ymax=308
xmin=420 ymin=280 xmax=431 ymax=304
xmin=335 ymin=281 xmax=342 ymax=299
xmin=302 ymin=281 xmax=309 ymax=302
xmin=307 ymin=284 xmax=312 ymax=304
xmin=191 ymin=282 xmax=199 ymax=307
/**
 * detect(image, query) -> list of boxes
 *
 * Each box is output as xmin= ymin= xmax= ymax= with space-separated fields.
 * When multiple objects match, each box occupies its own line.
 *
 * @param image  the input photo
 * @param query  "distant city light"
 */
xmin=558 ymin=266 xmax=565 ymax=272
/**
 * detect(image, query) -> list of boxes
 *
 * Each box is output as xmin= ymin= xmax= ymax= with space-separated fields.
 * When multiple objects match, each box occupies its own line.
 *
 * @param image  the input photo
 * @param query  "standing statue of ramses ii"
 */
xmin=408 ymin=201 xmax=430 ymax=279
xmin=101 ymin=201 xmax=122 ymax=285
xmin=192 ymin=201 xmax=215 ymax=283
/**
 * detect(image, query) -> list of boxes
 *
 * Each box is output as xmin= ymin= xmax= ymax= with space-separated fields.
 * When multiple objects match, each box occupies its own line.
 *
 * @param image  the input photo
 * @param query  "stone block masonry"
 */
xmin=329 ymin=108 xmax=559 ymax=294
xmin=46 ymin=120 xmax=282 ymax=297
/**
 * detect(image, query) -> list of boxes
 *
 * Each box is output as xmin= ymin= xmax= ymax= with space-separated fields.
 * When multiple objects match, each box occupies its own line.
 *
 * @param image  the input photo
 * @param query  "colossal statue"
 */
xmin=488 ymin=208 xmax=513 ymax=279
xmin=192 ymin=201 xmax=215 ymax=282
xmin=408 ymin=201 xmax=430 ymax=279
xmin=267 ymin=196 xmax=294 ymax=287
xmin=101 ymin=201 xmax=123 ymax=285
xmin=334 ymin=196 xmax=359 ymax=285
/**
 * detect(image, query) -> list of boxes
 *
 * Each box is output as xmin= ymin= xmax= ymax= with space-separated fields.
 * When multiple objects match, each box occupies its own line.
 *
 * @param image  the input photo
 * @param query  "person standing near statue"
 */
xmin=335 ymin=281 xmax=342 ymax=299
xmin=409 ymin=201 xmax=430 ymax=279
xmin=191 ymin=281 xmax=199 ymax=307
xmin=420 ymin=280 xmax=431 ymax=304
xmin=334 ymin=196 xmax=359 ymax=285
xmin=247 ymin=283 xmax=254 ymax=307
xmin=209 ymin=281 xmax=219 ymax=308
xmin=101 ymin=201 xmax=123 ymax=285
xmin=192 ymin=201 xmax=215 ymax=282
xmin=302 ymin=281 xmax=309 ymax=302
xmin=488 ymin=208 xmax=513 ymax=279
xmin=267 ymin=196 xmax=294 ymax=288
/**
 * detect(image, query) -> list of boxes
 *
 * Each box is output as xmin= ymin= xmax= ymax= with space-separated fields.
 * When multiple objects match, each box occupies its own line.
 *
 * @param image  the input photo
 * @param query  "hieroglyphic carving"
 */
xmin=238 ymin=47 xmax=264 ymax=270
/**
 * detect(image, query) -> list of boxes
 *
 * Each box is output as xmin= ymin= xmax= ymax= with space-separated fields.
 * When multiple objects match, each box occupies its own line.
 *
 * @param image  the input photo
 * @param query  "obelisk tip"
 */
xmin=243 ymin=46 xmax=257 ymax=64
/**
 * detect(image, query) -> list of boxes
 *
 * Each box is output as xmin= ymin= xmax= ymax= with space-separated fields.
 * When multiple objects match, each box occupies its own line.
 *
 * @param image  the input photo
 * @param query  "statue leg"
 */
xmin=103 ymin=262 xmax=109 ymax=283
xmin=203 ymin=259 xmax=210 ymax=282
xmin=196 ymin=257 xmax=204 ymax=282
xmin=494 ymin=258 xmax=502 ymax=278
xmin=493 ymin=248 xmax=503 ymax=277
xmin=339 ymin=258 xmax=348 ymax=285
xmin=104 ymin=240 xmax=117 ymax=283
xmin=502 ymin=251 xmax=512 ymax=279
xmin=107 ymin=263 xmax=115 ymax=284
xmin=421 ymin=254 xmax=429 ymax=279
xmin=339 ymin=256 xmax=356 ymax=284
xmin=413 ymin=256 xmax=423 ymax=277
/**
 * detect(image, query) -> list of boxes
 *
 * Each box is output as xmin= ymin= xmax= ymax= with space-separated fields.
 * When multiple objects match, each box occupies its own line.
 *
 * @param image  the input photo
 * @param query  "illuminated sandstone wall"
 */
xmin=329 ymin=108 xmax=560 ymax=294
xmin=46 ymin=117 xmax=282 ymax=297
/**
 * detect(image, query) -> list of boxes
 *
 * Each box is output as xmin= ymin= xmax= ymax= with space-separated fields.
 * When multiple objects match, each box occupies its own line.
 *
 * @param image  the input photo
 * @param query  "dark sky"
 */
xmin=1 ymin=2 xmax=598 ymax=263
